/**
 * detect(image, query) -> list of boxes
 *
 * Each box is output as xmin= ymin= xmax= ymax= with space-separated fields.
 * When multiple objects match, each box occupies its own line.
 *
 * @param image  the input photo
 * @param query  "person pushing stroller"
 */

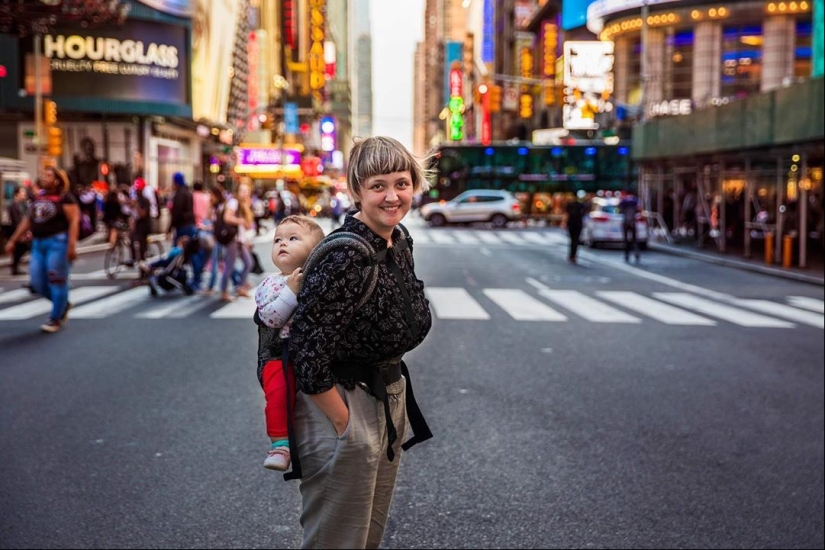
xmin=140 ymin=234 xmax=198 ymax=296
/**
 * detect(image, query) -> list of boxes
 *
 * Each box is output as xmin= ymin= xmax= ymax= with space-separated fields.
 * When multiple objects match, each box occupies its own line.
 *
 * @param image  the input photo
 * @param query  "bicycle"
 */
xmin=104 ymin=222 xmax=164 ymax=279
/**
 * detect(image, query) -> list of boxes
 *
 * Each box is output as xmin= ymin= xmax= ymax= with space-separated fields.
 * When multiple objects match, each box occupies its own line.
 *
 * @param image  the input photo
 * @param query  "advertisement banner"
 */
xmin=563 ymin=41 xmax=614 ymax=130
xmin=135 ymin=0 xmax=192 ymax=17
xmin=192 ymin=0 xmax=240 ymax=123
xmin=814 ymin=0 xmax=824 ymax=77
xmin=444 ymin=41 xmax=464 ymax=106
xmin=24 ymin=19 xmax=189 ymax=106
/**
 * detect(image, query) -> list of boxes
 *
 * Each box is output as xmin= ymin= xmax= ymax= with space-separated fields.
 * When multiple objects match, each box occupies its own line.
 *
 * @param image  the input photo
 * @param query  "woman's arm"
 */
xmin=63 ymin=203 xmax=80 ymax=261
xmin=255 ymin=275 xmax=299 ymax=328
xmin=288 ymin=246 xmax=368 ymax=413
xmin=309 ymin=389 xmax=349 ymax=436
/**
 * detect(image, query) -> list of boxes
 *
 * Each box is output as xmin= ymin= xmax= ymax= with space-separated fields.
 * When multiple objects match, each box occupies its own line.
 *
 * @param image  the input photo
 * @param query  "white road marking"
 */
xmin=136 ymin=295 xmax=214 ymax=319
xmin=425 ymin=287 xmax=490 ymax=320
xmin=0 ymin=288 xmax=33 ymax=305
xmin=429 ymin=232 xmax=456 ymax=244
xmin=71 ymin=287 xmax=150 ymax=318
xmin=483 ymin=289 xmax=567 ymax=321
xmin=598 ymin=291 xmax=716 ymax=326
xmin=653 ymin=293 xmax=795 ymax=328
xmin=209 ymin=297 xmax=257 ymax=319
xmin=452 ymin=231 xmax=482 ymax=244
xmin=733 ymin=299 xmax=824 ymax=329
xmin=786 ymin=296 xmax=825 ymax=313
xmin=539 ymin=290 xmax=642 ymax=323
xmin=0 ymin=286 xmax=119 ymax=320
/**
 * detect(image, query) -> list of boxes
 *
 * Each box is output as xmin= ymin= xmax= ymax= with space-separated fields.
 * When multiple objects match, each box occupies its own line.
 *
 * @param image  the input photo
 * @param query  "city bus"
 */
xmin=425 ymin=143 xmax=635 ymax=222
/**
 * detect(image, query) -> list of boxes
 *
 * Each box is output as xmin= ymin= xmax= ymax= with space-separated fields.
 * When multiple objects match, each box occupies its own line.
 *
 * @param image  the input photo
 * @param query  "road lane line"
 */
xmin=497 ymin=232 xmax=529 ymax=246
xmin=483 ymin=289 xmax=567 ymax=321
xmin=472 ymin=232 xmax=502 ymax=245
xmin=410 ymin=232 xmax=431 ymax=244
xmin=733 ymin=299 xmax=824 ymax=329
xmin=425 ymin=287 xmax=490 ymax=320
xmin=0 ymin=286 xmax=119 ymax=320
xmin=70 ymin=287 xmax=150 ymax=318
xmin=136 ymin=295 xmax=214 ymax=319
xmin=209 ymin=297 xmax=257 ymax=319
xmin=786 ymin=296 xmax=825 ymax=313
xmin=598 ymin=291 xmax=716 ymax=326
xmin=452 ymin=231 xmax=481 ymax=244
xmin=517 ymin=232 xmax=555 ymax=246
xmin=428 ymin=232 xmax=456 ymax=244
xmin=653 ymin=292 xmax=795 ymax=328
xmin=539 ymin=290 xmax=641 ymax=323
xmin=0 ymin=288 xmax=33 ymax=305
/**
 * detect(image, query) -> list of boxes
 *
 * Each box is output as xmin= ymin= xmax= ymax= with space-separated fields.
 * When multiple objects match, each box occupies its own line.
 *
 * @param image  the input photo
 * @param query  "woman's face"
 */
xmin=238 ymin=184 xmax=251 ymax=201
xmin=40 ymin=169 xmax=59 ymax=193
xmin=355 ymin=171 xmax=414 ymax=239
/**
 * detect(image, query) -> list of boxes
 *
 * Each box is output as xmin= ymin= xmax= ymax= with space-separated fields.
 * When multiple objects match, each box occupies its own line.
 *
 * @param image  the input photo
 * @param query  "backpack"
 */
xmin=213 ymin=203 xmax=238 ymax=245
xmin=78 ymin=212 xmax=94 ymax=240
xmin=299 ymin=224 xmax=413 ymax=307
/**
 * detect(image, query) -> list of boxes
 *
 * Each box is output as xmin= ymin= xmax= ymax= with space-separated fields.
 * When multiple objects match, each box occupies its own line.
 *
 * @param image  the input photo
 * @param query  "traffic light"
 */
xmin=44 ymin=100 xmax=57 ymax=125
xmin=489 ymin=85 xmax=502 ymax=113
xmin=47 ymin=126 xmax=62 ymax=157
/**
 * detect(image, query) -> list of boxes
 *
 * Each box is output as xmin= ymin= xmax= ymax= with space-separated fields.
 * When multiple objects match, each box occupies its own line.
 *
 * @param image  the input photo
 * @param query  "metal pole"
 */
xmin=800 ymin=154 xmax=808 ymax=268
xmin=640 ymin=0 xmax=649 ymax=123
xmin=744 ymin=158 xmax=752 ymax=258
xmin=34 ymin=32 xmax=43 ymax=175
xmin=775 ymin=156 xmax=783 ymax=264
xmin=720 ymin=161 xmax=726 ymax=253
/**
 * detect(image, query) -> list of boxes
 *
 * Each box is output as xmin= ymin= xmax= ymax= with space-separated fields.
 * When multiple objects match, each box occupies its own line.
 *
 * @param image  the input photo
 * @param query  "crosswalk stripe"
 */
xmin=539 ymin=289 xmax=642 ymax=323
xmin=410 ymin=232 xmax=431 ymax=244
xmin=733 ymin=299 xmax=824 ymax=329
xmin=70 ymin=287 xmax=150 ymax=318
xmin=598 ymin=291 xmax=716 ymax=326
xmin=0 ymin=288 xmax=33 ymax=305
xmin=653 ymin=293 xmax=795 ymax=328
xmin=209 ymin=297 xmax=257 ymax=319
xmin=497 ymin=232 xmax=529 ymax=246
xmin=0 ymin=286 xmax=119 ymax=320
xmin=787 ymin=296 xmax=825 ymax=313
xmin=136 ymin=295 xmax=214 ymax=319
xmin=428 ymin=232 xmax=456 ymax=244
xmin=425 ymin=287 xmax=490 ymax=320
xmin=483 ymin=289 xmax=567 ymax=321
xmin=473 ymin=232 xmax=502 ymax=245
xmin=517 ymin=232 xmax=553 ymax=246
xmin=452 ymin=231 xmax=482 ymax=244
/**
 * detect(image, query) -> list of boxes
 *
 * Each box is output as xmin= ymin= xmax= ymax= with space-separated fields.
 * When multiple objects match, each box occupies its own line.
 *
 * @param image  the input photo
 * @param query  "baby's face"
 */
xmin=272 ymin=222 xmax=315 ymax=275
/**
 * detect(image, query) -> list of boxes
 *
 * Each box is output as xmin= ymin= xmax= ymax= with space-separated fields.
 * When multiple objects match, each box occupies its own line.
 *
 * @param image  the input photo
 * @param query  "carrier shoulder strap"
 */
xmin=300 ymin=229 xmax=381 ymax=309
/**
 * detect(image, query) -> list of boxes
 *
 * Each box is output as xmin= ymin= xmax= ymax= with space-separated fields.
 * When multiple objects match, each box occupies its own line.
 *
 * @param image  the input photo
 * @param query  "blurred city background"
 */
xmin=0 ymin=1 xmax=823 ymax=548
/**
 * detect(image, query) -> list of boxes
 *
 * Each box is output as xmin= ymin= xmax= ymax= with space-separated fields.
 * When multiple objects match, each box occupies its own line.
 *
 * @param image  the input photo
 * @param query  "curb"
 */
xmin=648 ymin=241 xmax=825 ymax=286
xmin=0 ymin=233 xmax=167 ymax=268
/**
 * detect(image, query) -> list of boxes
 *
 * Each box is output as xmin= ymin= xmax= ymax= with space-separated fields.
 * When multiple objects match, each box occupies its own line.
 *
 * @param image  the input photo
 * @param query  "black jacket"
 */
xmin=170 ymin=186 xmax=196 ymax=229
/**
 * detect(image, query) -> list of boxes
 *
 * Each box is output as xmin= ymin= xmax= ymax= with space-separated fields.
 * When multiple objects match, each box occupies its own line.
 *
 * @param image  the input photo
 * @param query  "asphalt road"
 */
xmin=1 ymin=216 xmax=823 ymax=549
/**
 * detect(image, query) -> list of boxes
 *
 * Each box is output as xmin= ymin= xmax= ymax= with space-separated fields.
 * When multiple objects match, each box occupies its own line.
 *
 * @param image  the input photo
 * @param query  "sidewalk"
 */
xmin=648 ymin=238 xmax=825 ymax=286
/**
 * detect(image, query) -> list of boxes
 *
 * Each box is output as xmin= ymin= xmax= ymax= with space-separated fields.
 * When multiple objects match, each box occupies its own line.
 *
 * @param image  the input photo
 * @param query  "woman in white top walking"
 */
xmin=219 ymin=182 xmax=255 ymax=301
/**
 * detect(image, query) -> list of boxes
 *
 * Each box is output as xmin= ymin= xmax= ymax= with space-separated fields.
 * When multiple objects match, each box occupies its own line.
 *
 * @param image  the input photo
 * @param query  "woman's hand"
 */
xmin=3 ymin=240 xmax=14 ymax=256
xmin=332 ymin=410 xmax=350 ymax=437
xmin=67 ymin=244 xmax=77 ymax=262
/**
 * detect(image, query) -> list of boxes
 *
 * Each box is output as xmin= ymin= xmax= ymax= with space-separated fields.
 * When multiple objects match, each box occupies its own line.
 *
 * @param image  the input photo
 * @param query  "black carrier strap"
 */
xmin=281 ymin=344 xmax=303 ymax=481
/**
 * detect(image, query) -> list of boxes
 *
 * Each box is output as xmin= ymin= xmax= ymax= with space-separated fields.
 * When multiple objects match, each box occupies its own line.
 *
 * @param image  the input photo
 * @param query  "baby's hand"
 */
xmin=286 ymin=268 xmax=303 ymax=294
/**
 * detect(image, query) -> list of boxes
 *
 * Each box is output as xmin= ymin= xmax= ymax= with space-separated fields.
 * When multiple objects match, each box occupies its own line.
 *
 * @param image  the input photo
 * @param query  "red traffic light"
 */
xmin=0 ymin=65 xmax=7 ymax=78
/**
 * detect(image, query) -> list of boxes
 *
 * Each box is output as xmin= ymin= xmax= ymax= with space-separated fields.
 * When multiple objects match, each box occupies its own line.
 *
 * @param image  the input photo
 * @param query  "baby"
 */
xmin=254 ymin=215 xmax=325 ymax=471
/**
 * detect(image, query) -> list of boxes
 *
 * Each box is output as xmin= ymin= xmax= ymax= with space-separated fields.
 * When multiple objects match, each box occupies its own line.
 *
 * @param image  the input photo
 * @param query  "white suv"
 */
xmin=420 ymin=190 xmax=522 ymax=228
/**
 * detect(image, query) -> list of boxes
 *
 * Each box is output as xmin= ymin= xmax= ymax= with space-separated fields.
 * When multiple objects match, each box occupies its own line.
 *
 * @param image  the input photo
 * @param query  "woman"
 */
xmin=219 ymin=182 xmax=254 ymax=301
xmin=4 ymin=167 xmax=79 ymax=333
xmin=287 ymin=136 xmax=433 ymax=549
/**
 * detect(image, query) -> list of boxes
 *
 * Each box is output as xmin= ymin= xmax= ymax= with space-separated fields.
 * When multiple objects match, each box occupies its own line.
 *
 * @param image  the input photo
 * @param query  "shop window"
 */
xmin=721 ymin=25 xmax=763 ymax=98
xmin=794 ymin=20 xmax=812 ymax=78
xmin=664 ymin=29 xmax=693 ymax=100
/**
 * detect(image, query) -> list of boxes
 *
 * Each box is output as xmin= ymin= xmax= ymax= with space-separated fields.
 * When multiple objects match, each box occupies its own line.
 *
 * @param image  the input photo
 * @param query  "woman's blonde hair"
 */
xmin=347 ymin=136 xmax=432 ymax=205
xmin=236 ymin=182 xmax=254 ymax=223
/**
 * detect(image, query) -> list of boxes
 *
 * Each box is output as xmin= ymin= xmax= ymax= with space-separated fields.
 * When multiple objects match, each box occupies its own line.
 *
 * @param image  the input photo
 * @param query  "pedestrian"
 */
xmin=254 ymin=215 xmax=325 ymax=471
xmin=565 ymin=191 xmax=587 ymax=264
xmin=102 ymin=185 xmax=122 ymax=247
xmin=5 ymin=186 xmax=31 ymax=275
xmin=287 ymin=136 xmax=434 ymax=549
xmin=4 ymin=167 xmax=79 ymax=333
xmin=169 ymin=172 xmax=197 ymax=242
xmin=619 ymin=189 xmax=641 ymax=262
xmin=218 ymin=182 xmax=254 ymax=302
xmin=131 ymin=178 xmax=151 ymax=276
xmin=204 ymin=185 xmax=226 ymax=295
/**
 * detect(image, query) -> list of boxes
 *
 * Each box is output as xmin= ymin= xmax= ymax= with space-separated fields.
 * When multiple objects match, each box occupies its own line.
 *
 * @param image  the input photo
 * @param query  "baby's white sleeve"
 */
xmin=255 ymin=276 xmax=299 ymax=328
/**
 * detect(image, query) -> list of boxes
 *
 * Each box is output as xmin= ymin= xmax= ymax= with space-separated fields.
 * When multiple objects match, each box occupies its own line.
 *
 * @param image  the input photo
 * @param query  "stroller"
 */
xmin=145 ymin=236 xmax=199 ymax=297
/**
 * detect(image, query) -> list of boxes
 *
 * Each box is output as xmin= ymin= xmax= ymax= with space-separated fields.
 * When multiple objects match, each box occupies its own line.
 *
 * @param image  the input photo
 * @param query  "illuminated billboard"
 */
xmin=135 ymin=0 xmax=192 ymax=17
xmin=563 ymin=41 xmax=614 ymax=130
xmin=192 ymin=0 xmax=241 ymax=123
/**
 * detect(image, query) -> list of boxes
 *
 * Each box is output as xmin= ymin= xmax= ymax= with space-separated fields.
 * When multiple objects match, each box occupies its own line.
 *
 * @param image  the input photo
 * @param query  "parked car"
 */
xmin=583 ymin=197 xmax=649 ymax=249
xmin=420 ymin=189 xmax=522 ymax=228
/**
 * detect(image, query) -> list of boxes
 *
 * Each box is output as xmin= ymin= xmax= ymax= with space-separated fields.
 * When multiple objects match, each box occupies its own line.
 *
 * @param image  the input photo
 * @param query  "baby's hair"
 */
xmin=277 ymin=215 xmax=325 ymax=246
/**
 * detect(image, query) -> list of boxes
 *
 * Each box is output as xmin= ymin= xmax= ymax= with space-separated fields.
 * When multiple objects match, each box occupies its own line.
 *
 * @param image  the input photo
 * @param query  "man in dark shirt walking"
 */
xmin=169 ymin=172 xmax=197 ymax=242
xmin=6 ymin=186 xmax=31 ymax=275
xmin=619 ymin=190 xmax=641 ymax=263
xmin=565 ymin=191 xmax=587 ymax=264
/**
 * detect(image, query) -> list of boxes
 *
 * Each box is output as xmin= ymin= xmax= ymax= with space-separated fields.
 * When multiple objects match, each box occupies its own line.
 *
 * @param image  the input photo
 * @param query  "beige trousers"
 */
xmin=295 ymin=382 xmax=407 ymax=549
